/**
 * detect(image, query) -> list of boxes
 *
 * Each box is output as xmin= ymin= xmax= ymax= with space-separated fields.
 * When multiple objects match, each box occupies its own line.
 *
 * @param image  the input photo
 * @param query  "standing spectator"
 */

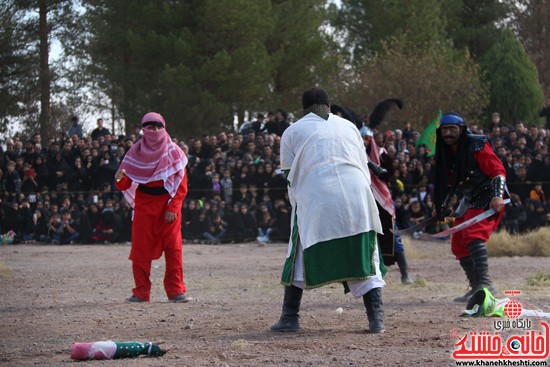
xmin=66 ymin=116 xmax=83 ymax=138
xmin=2 ymin=161 xmax=21 ymax=196
xmin=20 ymin=163 xmax=38 ymax=194
xmin=220 ymin=170 xmax=233 ymax=204
xmin=250 ymin=114 xmax=266 ymax=135
xmin=210 ymin=173 xmax=222 ymax=199
xmin=96 ymin=150 xmax=118 ymax=191
xmin=508 ymin=165 xmax=530 ymax=201
xmin=264 ymin=112 xmax=279 ymax=136
xmin=234 ymin=184 xmax=252 ymax=206
xmin=275 ymin=109 xmax=290 ymax=137
xmin=115 ymin=112 xmax=191 ymax=303
xmin=539 ymin=96 xmax=550 ymax=130
xmin=32 ymin=155 xmax=49 ymax=191
xmin=91 ymin=118 xmax=111 ymax=141
xmin=48 ymin=152 xmax=73 ymax=192
xmin=68 ymin=157 xmax=90 ymax=193
xmin=488 ymin=112 xmax=502 ymax=132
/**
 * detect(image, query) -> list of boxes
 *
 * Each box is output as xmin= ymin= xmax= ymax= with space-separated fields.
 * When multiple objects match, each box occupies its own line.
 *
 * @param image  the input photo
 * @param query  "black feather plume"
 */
xmin=331 ymin=104 xmax=364 ymax=130
xmin=368 ymin=98 xmax=404 ymax=130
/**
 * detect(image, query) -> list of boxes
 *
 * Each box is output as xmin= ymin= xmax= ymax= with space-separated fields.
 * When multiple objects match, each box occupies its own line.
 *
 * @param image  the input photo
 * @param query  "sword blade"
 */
xmin=431 ymin=198 xmax=511 ymax=238
xmin=390 ymin=215 xmax=437 ymax=235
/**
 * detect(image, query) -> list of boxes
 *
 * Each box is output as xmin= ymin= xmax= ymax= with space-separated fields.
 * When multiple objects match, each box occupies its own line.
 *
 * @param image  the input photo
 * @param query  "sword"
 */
xmin=390 ymin=215 xmax=438 ymax=235
xmin=431 ymin=198 xmax=511 ymax=238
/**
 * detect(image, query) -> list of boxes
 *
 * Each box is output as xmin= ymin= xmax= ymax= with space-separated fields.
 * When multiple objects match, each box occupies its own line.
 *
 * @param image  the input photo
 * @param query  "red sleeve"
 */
xmin=115 ymin=175 xmax=132 ymax=191
xmin=167 ymin=173 xmax=188 ymax=213
xmin=474 ymin=142 xmax=506 ymax=179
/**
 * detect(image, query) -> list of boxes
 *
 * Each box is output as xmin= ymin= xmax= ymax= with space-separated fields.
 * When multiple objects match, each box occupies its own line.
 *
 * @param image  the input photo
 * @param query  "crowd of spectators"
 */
xmin=1 ymin=106 xmax=550 ymax=245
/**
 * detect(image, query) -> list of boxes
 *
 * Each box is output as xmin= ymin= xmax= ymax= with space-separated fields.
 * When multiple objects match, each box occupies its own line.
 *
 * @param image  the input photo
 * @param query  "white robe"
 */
xmin=280 ymin=112 xmax=383 ymax=258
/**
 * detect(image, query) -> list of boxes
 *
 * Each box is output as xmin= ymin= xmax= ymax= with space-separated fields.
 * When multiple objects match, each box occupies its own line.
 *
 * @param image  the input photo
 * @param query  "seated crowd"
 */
xmin=1 ymin=111 xmax=549 ymax=245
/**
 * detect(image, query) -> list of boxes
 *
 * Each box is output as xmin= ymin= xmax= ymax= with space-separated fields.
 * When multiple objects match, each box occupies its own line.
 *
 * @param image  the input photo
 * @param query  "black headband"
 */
xmin=142 ymin=121 xmax=164 ymax=128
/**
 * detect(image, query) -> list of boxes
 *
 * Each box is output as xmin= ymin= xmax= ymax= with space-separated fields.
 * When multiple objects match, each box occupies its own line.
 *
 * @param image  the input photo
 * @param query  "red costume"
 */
xmin=116 ymin=112 xmax=189 ymax=302
xmin=434 ymin=113 xmax=507 ymax=302
xmin=450 ymin=142 xmax=506 ymax=259
xmin=116 ymin=176 xmax=187 ymax=301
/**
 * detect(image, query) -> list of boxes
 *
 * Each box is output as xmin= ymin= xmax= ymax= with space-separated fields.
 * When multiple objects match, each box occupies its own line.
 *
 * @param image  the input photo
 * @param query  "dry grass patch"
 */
xmin=527 ymin=270 xmax=550 ymax=287
xmin=487 ymin=227 xmax=550 ymax=257
xmin=0 ymin=260 xmax=11 ymax=277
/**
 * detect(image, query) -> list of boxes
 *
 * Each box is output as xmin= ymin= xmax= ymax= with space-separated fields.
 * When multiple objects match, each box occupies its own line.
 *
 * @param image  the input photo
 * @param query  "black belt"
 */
xmin=137 ymin=185 xmax=168 ymax=195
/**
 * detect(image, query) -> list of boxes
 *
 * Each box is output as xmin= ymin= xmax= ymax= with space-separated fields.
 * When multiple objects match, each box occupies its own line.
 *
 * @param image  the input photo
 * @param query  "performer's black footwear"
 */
xmin=453 ymin=256 xmax=478 ymax=302
xmin=270 ymin=285 xmax=303 ymax=332
xmin=468 ymin=240 xmax=498 ymax=295
xmin=169 ymin=294 xmax=193 ymax=303
xmin=363 ymin=287 xmax=385 ymax=333
xmin=396 ymin=252 xmax=413 ymax=284
xmin=126 ymin=296 xmax=146 ymax=303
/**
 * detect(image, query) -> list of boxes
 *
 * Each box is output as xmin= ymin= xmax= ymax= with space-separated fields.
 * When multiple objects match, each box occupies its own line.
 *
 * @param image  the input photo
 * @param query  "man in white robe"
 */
xmin=270 ymin=87 xmax=386 ymax=333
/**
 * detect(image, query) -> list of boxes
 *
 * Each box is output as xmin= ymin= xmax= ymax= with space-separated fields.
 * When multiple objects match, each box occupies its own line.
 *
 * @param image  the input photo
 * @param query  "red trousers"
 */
xmin=131 ymin=246 xmax=185 ymax=301
xmin=451 ymin=208 xmax=503 ymax=260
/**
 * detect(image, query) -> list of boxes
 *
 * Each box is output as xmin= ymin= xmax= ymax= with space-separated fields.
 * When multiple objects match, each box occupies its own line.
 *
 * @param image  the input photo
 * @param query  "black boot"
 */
xmin=270 ymin=285 xmax=303 ymax=332
xmin=363 ymin=287 xmax=385 ymax=333
xmin=396 ymin=252 xmax=413 ymax=284
xmin=453 ymin=256 xmax=478 ymax=302
xmin=468 ymin=240 xmax=497 ymax=295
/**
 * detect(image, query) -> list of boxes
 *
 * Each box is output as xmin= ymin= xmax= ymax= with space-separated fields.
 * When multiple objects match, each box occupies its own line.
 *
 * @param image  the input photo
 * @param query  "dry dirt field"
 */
xmin=0 ymin=238 xmax=548 ymax=367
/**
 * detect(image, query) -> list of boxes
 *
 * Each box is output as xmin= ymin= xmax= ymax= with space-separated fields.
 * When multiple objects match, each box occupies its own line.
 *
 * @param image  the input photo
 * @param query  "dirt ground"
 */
xmin=0 ymin=237 xmax=548 ymax=367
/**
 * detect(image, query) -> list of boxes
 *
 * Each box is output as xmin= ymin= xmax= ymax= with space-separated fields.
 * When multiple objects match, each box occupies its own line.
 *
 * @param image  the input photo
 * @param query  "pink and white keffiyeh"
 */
xmin=119 ymin=112 xmax=187 ymax=208
xmin=366 ymin=136 xmax=395 ymax=217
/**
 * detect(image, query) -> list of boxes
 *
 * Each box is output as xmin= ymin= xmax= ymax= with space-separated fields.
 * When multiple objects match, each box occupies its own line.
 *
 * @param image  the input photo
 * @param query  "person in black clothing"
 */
xmin=32 ymin=155 xmax=49 ymax=191
xmin=68 ymin=157 xmax=90 ymax=193
xmin=2 ymin=160 xmax=21 ymax=196
xmin=539 ymin=96 xmax=550 ymax=129
xmin=91 ymin=118 xmax=111 ymax=141
xmin=237 ymin=203 xmax=257 ymax=241
xmin=221 ymin=203 xmax=244 ymax=243
xmin=21 ymin=163 xmax=38 ymax=194
xmin=189 ymin=209 xmax=212 ymax=243
xmin=271 ymin=198 xmax=291 ymax=241
xmin=95 ymin=150 xmax=118 ymax=191
xmin=275 ymin=109 xmax=290 ymax=137
xmin=250 ymin=114 xmax=266 ymax=135
xmin=48 ymin=152 xmax=73 ymax=192
xmin=503 ymin=194 xmax=527 ymax=234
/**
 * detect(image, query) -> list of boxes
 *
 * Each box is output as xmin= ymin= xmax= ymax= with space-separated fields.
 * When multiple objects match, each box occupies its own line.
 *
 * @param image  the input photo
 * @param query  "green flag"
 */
xmin=416 ymin=110 xmax=442 ymax=156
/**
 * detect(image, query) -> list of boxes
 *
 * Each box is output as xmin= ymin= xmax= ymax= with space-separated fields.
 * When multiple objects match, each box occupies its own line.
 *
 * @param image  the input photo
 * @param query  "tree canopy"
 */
xmin=481 ymin=29 xmax=544 ymax=125
xmin=1 ymin=0 xmax=548 ymax=139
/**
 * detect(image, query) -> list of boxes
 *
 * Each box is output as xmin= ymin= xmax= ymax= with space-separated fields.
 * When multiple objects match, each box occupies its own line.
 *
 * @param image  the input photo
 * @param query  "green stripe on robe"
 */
xmin=281 ymin=230 xmax=387 ymax=289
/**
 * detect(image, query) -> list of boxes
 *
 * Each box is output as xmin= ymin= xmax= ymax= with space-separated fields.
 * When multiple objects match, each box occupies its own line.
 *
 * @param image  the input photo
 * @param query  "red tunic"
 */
xmin=451 ymin=143 xmax=506 ymax=259
xmin=116 ymin=176 xmax=188 ymax=262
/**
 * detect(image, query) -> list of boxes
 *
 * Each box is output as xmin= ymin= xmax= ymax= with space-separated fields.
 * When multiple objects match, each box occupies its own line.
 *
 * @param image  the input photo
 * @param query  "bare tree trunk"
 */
xmin=111 ymin=98 xmax=116 ymax=135
xmin=38 ymin=0 xmax=50 ymax=139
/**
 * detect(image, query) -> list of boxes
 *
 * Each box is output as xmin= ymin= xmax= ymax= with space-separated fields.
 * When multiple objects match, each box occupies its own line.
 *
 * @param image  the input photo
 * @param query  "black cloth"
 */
xmin=539 ymin=106 xmax=550 ymax=129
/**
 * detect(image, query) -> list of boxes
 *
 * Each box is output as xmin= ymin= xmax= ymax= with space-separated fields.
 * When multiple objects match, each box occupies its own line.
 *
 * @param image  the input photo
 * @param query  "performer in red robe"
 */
xmin=115 ymin=112 xmax=190 ymax=303
xmin=434 ymin=113 xmax=507 ymax=303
